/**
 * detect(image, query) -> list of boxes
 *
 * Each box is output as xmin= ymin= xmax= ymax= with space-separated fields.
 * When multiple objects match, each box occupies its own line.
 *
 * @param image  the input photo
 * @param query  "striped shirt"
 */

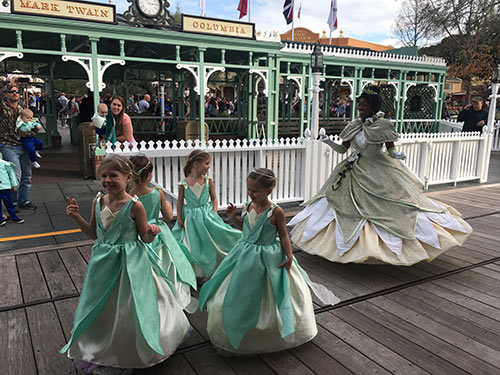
xmin=0 ymin=100 xmax=23 ymax=146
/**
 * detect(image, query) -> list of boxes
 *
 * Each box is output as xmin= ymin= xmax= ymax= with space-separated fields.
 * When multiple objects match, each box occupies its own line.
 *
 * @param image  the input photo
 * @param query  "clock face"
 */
xmin=137 ymin=0 xmax=161 ymax=18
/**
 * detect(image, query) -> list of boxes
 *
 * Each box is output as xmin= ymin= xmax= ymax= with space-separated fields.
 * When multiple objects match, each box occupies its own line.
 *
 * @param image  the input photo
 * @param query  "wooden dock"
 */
xmin=1 ymin=184 xmax=500 ymax=375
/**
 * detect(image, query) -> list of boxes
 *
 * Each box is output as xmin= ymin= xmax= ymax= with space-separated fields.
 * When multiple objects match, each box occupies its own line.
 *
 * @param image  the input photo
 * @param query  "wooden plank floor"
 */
xmin=1 ymin=184 xmax=500 ymax=375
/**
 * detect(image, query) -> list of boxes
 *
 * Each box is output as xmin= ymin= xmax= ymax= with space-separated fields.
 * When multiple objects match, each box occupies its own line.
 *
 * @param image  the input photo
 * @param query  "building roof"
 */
xmin=280 ymin=28 xmax=393 ymax=52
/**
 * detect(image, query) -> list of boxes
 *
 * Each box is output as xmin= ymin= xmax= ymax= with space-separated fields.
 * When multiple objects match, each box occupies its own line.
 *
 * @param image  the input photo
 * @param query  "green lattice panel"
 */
xmin=404 ymin=85 xmax=435 ymax=120
xmin=379 ymin=85 xmax=396 ymax=116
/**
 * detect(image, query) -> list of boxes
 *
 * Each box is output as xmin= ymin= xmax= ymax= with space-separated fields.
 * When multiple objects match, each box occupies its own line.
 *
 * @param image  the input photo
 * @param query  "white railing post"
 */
xmin=493 ymin=120 xmax=500 ymax=151
xmin=449 ymin=138 xmax=462 ymax=186
xmin=418 ymin=141 xmax=431 ymax=189
xmin=477 ymin=126 xmax=492 ymax=183
xmin=301 ymin=130 xmax=314 ymax=201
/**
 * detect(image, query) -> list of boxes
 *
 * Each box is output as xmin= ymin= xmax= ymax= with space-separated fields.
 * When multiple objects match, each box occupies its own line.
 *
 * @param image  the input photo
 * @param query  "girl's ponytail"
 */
xmin=129 ymin=155 xmax=153 ymax=184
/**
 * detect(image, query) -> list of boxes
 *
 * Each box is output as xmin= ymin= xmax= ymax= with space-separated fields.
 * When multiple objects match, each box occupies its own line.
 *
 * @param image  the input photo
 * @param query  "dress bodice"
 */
xmin=95 ymin=194 xmax=139 ymax=244
xmin=241 ymin=203 xmax=279 ymax=246
xmin=138 ymin=188 xmax=161 ymax=221
xmin=180 ymin=177 xmax=210 ymax=208
xmin=350 ymin=129 xmax=384 ymax=157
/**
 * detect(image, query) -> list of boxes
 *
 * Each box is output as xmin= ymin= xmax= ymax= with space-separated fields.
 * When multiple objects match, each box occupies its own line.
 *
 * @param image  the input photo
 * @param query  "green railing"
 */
xmin=393 ymin=120 xmax=439 ymax=133
xmin=129 ymin=115 xmax=174 ymax=134
xmin=205 ymin=117 xmax=245 ymax=136
xmin=129 ymin=115 xmax=246 ymax=138
xmin=278 ymin=118 xmax=349 ymax=138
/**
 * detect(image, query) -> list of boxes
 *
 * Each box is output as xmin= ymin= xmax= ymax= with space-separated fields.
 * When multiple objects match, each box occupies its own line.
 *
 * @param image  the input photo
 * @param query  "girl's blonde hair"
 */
xmin=247 ymin=168 xmax=276 ymax=189
xmin=98 ymin=155 xmax=135 ymax=190
xmin=129 ymin=154 xmax=153 ymax=184
xmin=183 ymin=150 xmax=210 ymax=176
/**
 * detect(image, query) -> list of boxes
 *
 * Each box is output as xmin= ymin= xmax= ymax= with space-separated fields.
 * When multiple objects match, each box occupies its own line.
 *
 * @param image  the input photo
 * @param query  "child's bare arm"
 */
xmin=132 ymin=201 xmax=159 ymax=243
xmin=226 ymin=203 xmax=243 ymax=230
xmin=274 ymin=207 xmax=293 ymax=270
xmin=176 ymin=184 xmax=185 ymax=228
xmin=208 ymin=178 xmax=218 ymax=212
xmin=159 ymin=189 xmax=173 ymax=222
xmin=66 ymin=197 xmax=97 ymax=239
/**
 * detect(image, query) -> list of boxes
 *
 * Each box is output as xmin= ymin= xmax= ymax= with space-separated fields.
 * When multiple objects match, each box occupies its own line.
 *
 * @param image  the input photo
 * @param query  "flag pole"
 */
xmin=329 ymin=30 xmax=332 ymax=45
xmin=291 ymin=0 xmax=295 ymax=41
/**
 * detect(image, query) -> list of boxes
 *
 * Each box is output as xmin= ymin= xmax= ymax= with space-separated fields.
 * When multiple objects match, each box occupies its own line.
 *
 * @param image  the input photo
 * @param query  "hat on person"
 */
xmin=472 ymin=96 xmax=483 ymax=103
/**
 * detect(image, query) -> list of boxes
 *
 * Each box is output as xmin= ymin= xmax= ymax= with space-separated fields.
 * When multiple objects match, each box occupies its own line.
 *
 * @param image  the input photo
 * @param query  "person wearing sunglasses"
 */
xmin=0 ymin=79 xmax=37 ymax=210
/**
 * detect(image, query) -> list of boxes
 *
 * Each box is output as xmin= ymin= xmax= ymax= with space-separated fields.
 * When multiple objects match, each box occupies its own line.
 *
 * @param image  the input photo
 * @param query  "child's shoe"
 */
xmin=32 ymin=161 xmax=41 ymax=168
xmin=11 ymin=216 xmax=24 ymax=224
xmin=0 ymin=219 xmax=6 ymax=227
xmin=36 ymin=151 xmax=42 ymax=158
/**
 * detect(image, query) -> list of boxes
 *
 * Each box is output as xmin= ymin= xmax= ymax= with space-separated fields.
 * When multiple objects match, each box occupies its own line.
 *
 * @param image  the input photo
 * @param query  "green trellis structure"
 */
xmin=0 ymin=12 xmax=448 ymax=146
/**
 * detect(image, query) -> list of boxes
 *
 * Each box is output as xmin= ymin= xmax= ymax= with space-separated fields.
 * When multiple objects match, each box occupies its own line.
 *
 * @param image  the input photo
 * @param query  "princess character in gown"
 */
xmin=199 ymin=168 xmax=339 ymax=354
xmin=129 ymin=154 xmax=197 ymax=313
xmin=288 ymin=89 xmax=472 ymax=265
xmin=61 ymin=155 xmax=190 ymax=373
xmin=172 ymin=150 xmax=241 ymax=278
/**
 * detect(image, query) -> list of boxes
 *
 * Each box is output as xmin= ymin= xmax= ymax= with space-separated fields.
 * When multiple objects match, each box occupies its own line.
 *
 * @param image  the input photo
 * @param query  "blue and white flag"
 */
xmin=283 ymin=0 xmax=294 ymax=25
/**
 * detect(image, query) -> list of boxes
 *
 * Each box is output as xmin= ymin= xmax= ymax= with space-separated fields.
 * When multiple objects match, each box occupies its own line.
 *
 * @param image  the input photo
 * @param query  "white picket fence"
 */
xmin=439 ymin=119 xmax=500 ymax=151
xmin=107 ymin=127 xmax=493 ymax=214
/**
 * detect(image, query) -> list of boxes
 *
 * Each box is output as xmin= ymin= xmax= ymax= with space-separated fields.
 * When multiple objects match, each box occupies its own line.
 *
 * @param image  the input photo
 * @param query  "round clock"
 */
xmin=137 ymin=0 xmax=161 ymax=18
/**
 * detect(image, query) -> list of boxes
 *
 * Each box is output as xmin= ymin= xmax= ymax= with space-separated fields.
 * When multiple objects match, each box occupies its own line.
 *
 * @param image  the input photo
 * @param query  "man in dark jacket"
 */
xmin=458 ymin=96 xmax=488 ymax=132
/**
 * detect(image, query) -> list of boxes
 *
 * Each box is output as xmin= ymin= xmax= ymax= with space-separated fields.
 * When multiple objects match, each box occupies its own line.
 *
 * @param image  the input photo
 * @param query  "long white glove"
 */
xmin=388 ymin=147 xmax=406 ymax=160
xmin=318 ymin=131 xmax=347 ymax=154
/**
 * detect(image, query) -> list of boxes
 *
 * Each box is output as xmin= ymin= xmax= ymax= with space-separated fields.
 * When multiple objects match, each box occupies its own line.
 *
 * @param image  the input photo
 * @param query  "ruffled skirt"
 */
xmin=205 ymin=263 xmax=318 ymax=354
xmin=289 ymin=197 xmax=472 ymax=265
xmin=66 ymin=267 xmax=190 ymax=368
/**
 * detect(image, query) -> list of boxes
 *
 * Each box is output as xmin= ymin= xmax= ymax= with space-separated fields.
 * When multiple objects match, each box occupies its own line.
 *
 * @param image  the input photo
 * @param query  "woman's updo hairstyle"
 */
xmin=357 ymin=85 xmax=381 ymax=113
xmin=183 ymin=149 xmax=211 ymax=176
xmin=129 ymin=154 xmax=153 ymax=184
xmin=247 ymin=168 xmax=276 ymax=189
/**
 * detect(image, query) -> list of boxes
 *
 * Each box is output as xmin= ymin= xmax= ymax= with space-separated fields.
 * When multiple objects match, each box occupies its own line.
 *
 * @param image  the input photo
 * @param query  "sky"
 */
xmin=106 ymin=0 xmax=403 ymax=47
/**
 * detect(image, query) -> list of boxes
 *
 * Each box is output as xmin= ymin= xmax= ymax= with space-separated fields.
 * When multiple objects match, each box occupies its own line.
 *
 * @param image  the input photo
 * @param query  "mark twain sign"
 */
xmin=182 ymin=15 xmax=255 ymax=40
xmin=11 ymin=0 xmax=116 ymax=24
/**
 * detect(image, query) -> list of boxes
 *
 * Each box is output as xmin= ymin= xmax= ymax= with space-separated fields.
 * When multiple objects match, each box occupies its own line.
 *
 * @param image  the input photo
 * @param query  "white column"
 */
xmin=479 ymin=81 xmax=500 ymax=182
xmin=310 ymin=72 xmax=321 ymax=139
xmin=160 ymin=83 xmax=165 ymax=132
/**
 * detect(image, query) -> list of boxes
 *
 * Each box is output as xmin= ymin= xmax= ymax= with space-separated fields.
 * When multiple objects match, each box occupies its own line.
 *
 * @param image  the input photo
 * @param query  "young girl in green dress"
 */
xmin=129 ymin=154 xmax=197 ymax=313
xmin=172 ymin=150 xmax=241 ymax=278
xmin=199 ymin=168 xmax=339 ymax=354
xmin=62 ymin=155 xmax=190 ymax=373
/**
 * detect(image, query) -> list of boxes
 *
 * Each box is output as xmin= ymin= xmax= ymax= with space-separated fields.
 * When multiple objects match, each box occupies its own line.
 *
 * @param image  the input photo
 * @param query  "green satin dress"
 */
xmin=138 ymin=188 xmax=197 ymax=312
xmin=172 ymin=177 xmax=241 ymax=277
xmin=199 ymin=203 xmax=338 ymax=354
xmin=289 ymin=113 xmax=472 ymax=265
xmin=61 ymin=193 xmax=190 ymax=368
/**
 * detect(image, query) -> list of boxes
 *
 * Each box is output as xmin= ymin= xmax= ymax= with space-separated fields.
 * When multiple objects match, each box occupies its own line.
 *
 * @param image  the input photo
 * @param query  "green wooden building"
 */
xmin=0 ymin=0 xmax=448 ymax=146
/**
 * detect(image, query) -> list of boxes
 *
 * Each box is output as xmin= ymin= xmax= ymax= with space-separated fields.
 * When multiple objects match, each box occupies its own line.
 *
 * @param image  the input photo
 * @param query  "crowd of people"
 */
xmin=205 ymin=95 xmax=238 ymax=117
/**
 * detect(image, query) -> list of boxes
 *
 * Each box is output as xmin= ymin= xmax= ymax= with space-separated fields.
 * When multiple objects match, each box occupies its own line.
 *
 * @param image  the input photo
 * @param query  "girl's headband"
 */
xmin=137 ymin=160 xmax=152 ymax=176
xmin=250 ymin=169 xmax=276 ymax=180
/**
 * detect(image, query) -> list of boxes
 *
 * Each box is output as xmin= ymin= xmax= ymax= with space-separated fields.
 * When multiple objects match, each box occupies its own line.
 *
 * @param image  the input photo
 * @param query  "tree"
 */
xmin=420 ymin=0 xmax=500 ymax=100
xmin=172 ymin=3 xmax=182 ymax=25
xmin=394 ymin=0 xmax=435 ymax=47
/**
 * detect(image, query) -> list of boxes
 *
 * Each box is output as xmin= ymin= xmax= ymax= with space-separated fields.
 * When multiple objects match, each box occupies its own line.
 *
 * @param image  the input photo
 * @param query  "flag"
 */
xmin=283 ymin=0 xmax=293 ymax=25
xmin=298 ymin=3 xmax=301 ymax=19
xmin=327 ymin=0 xmax=338 ymax=32
xmin=237 ymin=0 xmax=248 ymax=19
xmin=199 ymin=0 xmax=206 ymax=16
